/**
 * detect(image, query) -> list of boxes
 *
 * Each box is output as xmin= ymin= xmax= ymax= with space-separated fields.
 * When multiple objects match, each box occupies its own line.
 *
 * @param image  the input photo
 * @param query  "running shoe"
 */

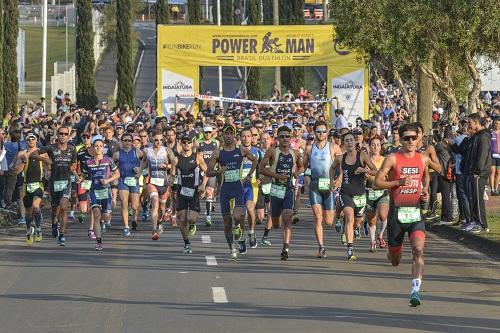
xmin=205 ymin=215 xmax=212 ymax=227
xmin=88 ymin=230 xmax=96 ymax=240
xmin=377 ymin=235 xmax=386 ymax=249
xmin=57 ymin=235 xmax=66 ymax=247
xmin=261 ymin=237 xmax=272 ymax=246
xmin=183 ymin=243 xmax=192 ymax=254
xmin=354 ymin=226 xmax=361 ymax=239
xmin=95 ymin=243 xmax=103 ymax=251
xmin=317 ymin=247 xmax=326 ymax=258
xmin=26 ymin=226 xmax=34 ymax=246
xmin=341 ymin=233 xmax=347 ymax=245
xmin=347 ymin=248 xmax=357 ymax=261
xmin=229 ymin=249 xmax=238 ymax=261
xmin=280 ymin=248 xmax=289 ymax=261
xmin=470 ymin=224 xmax=489 ymax=234
xmin=409 ymin=291 xmax=421 ymax=307
xmin=35 ymin=228 xmax=43 ymax=242
xmin=131 ymin=221 xmax=138 ymax=231
xmin=334 ymin=218 xmax=342 ymax=233
xmin=464 ymin=222 xmax=477 ymax=232
xmin=52 ymin=223 xmax=59 ymax=238
xmin=101 ymin=223 xmax=106 ymax=232
xmin=151 ymin=230 xmax=160 ymax=240
xmin=436 ymin=220 xmax=454 ymax=226
xmin=69 ymin=211 xmax=75 ymax=220
xmin=18 ymin=217 xmax=26 ymax=226
xmin=292 ymin=215 xmax=300 ymax=224
xmin=233 ymin=225 xmax=242 ymax=241
xmin=249 ymin=233 xmax=257 ymax=248
xmin=238 ymin=239 xmax=247 ymax=254
xmin=424 ymin=212 xmax=437 ymax=221
xmin=188 ymin=224 xmax=197 ymax=236
xmin=363 ymin=221 xmax=369 ymax=237
xmin=369 ymin=241 xmax=376 ymax=253
xmin=77 ymin=214 xmax=84 ymax=224
xmin=123 ymin=227 xmax=131 ymax=236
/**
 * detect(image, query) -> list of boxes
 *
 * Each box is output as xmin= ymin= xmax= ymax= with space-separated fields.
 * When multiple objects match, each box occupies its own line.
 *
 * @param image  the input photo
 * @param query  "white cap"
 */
xmin=203 ymin=126 xmax=214 ymax=132
xmin=91 ymin=135 xmax=103 ymax=144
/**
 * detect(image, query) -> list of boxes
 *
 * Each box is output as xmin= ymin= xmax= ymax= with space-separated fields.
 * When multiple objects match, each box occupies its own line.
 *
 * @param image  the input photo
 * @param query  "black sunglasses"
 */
xmin=402 ymin=135 xmax=418 ymax=142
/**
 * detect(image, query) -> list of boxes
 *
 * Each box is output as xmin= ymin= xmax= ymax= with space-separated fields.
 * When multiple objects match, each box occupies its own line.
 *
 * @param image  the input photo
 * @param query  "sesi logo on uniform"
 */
xmin=401 ymin=167 xmax=419 ymax=175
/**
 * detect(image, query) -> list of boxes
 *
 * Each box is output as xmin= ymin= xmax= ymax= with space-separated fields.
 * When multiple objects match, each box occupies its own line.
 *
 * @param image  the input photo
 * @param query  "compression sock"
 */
xmin=96 ymin=238 xmax=102 ymax=244
xmin=263 ymin=228 xmax=270 ymax=238
xmin=184 ymin=239 xmax=190 ymax=245
xmin=34 ymin=209 xmax=42 ymax=228
xmin=378 ymin=219 xmax=387 ymax=236
xmin=369 ymin=224 xmax=376 ymax=242
xmin=206 ymin=201 xmax=212 ymax=216
xmin=411 ymin=279 xmax=422 ymax=293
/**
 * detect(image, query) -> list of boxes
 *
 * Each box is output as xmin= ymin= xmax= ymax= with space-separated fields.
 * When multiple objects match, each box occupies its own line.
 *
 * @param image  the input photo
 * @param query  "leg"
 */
xmin=311 ymin=204 xmax=324 ymax=247
xmin=150 ymin=194 xmax=160 ymax=231
xmin=59 ymin=197 xmax=69 ymax=234
xmin=92 ymin=206 xmax=102 ymax=240
xmin=119 ymin=190 xmax=130 ymax=228
xmin=178 ymin=209 xmax=189 ymax=242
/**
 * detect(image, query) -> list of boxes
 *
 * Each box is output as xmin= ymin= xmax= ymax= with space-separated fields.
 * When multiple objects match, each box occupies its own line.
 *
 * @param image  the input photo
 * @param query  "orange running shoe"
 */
xmin=151 ymin=230 xmax=160 ymax=240
xmin=377 ymin=236 xmax=386 ymax=249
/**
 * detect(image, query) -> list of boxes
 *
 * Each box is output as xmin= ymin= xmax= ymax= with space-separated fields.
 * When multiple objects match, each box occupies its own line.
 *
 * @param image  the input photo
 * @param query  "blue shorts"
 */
xmin=243 ymin=183 xmax=259 ymax=204
xmin=270 ymin=187 xmax=294 ymax=218
xmin=220 ymin=182 xmax=245 ymax=216
xmin=117 ymin=178 xmax=140 ymax=194
xmin=309 ymin=181 xmax=334 ymax=210
xmin=89 ymin=188 xmax=112 ymax=213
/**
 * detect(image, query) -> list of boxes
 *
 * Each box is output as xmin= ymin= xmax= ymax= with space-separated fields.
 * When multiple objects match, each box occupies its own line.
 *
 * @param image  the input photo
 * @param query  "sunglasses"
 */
xmin=279 ymin=134 xmax=291 ymax=139
xmin=252 ymin=133 xmax=259 ymax=137
xmin=82 ymin=135 xmax=90 ymax=139
xmin=122 ymin=139 xmax=132 ymax=142
xmin=58 ymin=132 xmax=69 ymax=136
xmin=402 ymin=135 xmax=418 ymax=142
xmin=181 ymin=140 xmax=192 ymax=144
xmin=315 ymin=130 xmax=327 ymax=134
xmin=153 ymin=138 xmax=162 ymax=142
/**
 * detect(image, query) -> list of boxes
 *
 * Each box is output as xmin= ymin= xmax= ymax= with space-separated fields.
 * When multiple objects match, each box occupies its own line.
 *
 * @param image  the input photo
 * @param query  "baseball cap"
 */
xmin=222 ymin=124 xmax=236 ymax=132
xmin=25 ymin=132 xmax=37 ymax=140
xmin=352 ymin=127 xmax=363 ymax=135
xmin=91 ymin=135 xmax=104 ymax=144
xmin=203 ymin=125 xmax=214 ymax=132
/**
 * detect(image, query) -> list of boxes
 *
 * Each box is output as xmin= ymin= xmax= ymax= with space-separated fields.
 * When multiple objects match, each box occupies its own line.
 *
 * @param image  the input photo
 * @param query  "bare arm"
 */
xmin=206 ymin=149 xmax=221 ymax=177
xmin=361 ymin=152 xmax=379 ymax=176
xmin=426 ymin=146 xmax=442 ymax=173
xmin=294 ymin=149 xmax=304 ymax=177
xmin=373 ymin=154 xmax=401 ymax=190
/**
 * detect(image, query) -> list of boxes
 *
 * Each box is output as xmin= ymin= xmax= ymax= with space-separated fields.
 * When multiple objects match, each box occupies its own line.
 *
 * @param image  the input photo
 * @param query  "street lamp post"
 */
xmin=217 ymin=0 xmax=223 ymax=106
xmin=42 ymin=0 xmax=48 ymax=99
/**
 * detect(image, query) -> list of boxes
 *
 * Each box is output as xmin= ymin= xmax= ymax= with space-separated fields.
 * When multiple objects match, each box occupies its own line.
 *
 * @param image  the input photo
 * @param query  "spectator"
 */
xmin=334 ymin=109 xmax=348 ymax=130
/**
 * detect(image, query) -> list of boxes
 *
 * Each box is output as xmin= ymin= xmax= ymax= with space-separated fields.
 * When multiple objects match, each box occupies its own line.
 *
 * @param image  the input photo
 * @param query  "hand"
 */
xmin=243 ymin=175 xmax=252 ymax=184
xmin=159 ymin=163 xmax=168 ymax=169
xmin=276 ymin=173 xmax=288 ymax=182
xmin=198 ymin=185 xmax=206 ymax=198
xmin=399 ymin=176 xmax=412 ymax=187
xmin=421 ymin=190 xmax=429 ymax=202
xmin=219 ymin=166 xmax=227 ymax=175
xmin=354 ymin=167 xmax=366 ymax=175
xmin=99 ymin=178 xmax=109 ymax=185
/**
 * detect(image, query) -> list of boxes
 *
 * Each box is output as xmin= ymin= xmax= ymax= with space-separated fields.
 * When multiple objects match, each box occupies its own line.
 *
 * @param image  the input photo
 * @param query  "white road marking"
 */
xmin=205 ymin=255 xmax=218 ymax=266
xmin=178 ymin=271 xmax=188 ymax=274
xmin=212 ymin=287 xmax=228 ymax=303
xmin=201 ymin=235 xmax=211 ymax=244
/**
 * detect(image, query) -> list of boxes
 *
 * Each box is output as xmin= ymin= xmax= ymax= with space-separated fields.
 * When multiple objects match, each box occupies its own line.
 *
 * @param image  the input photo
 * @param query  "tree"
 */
xmin=246 ymin=0 xmax=261 ymax=99
xmin=3 ymin=0 xmax=18 ymax=114
xmin=156 ymin=0 xmax=169 ymax=25
xmin=0 ymin=1 xmax=4 ymax=116
xmin=331 ymin=0 xmax=500 ymax=124
xmin=262 ymin=0 xmax=273 ymax=24
xmin=76 ymin=0 xmax=98 ymax=110
xmin=116 ymin=0 xmax=134 ymax=107
xmin=221 ymin=0 xmax=233 ymax=25
xmin=187 ymin=0 xmax=201 ymax=24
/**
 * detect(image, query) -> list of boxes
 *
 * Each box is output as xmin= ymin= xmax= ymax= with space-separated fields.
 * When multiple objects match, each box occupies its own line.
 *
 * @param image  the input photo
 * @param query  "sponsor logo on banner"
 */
xmin=331 ymin=69 xmax=365 ymax=124
xmin=161 ymin=69 xmax=195 ymax=116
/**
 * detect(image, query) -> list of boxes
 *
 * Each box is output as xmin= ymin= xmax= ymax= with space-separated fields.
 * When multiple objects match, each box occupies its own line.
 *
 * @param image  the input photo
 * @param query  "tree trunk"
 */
xmin=3 ymin=0 xmax=18 ymax=114
xmin=465 ymin=51 xmax=481 ymax=115
xmin=0 ymin=0 xmax=4 ymax=117
xmin=417 ymin=62 xmax=433 ymax=135
xmin=116 ymin=0 xmax=134 ymax=107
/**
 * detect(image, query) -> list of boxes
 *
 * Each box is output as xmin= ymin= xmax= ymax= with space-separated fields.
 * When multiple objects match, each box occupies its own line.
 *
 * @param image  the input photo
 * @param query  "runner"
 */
xmin=206 ymin=124 xmax=258 ymax=260
xmin=290 ymin=123 xmax=306 ymax=224
xmin=364 ymin=135 xmax=389 ymax=252
xmin=302 ymin=120 xmax=341 ymax=258
xmin=176 ymin=133 xmax=208 ymax=254
xmin=114 ymin=133 xmax=143 ymax=236
xmin=43 ymin=125 xmax=78 ymax=246
xmin=373 ymin=123 xmax=430 ymax=307
xmin=83 ymin=137 xmax=121 ymax=251
xmin=256 ymin=132 xmax=274 ymax=246
xmin=102 ymin=125 xmax=121 ymax=228
xmin=15 ymin=132 xmax=51 ymax=245
xmin=197 ymin=125 xmax=219 ymax=227
xmin=331 ymin=131 xmax=378 ymax=261
xmin=76 ymin=133 xmax=95 ymax=239
xmin=136 ymin=131 xmax=177 ymax=240
xmin=259 ymin=125 xmax=304 ymax=260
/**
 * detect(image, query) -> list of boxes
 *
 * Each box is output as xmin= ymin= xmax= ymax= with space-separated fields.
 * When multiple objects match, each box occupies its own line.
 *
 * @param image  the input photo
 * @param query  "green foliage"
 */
xmin=76 ymin=0 xmax=98 ymax=110
xmin=156 ymin=0 xmax=169 ymax=25
xmin=3 ymin=0 xmax=18 ymax=114
xmin=221 ymin=0 xmax=233 ymax=25
xmin=187 ymin=0 xmax=201 ymax=24
xmin=262 ymin=0 xmax=273 ymax=24
xmin=116 ymin=0 xmax=134 ymax=107
xmin=0 ymin=1 xmax=4 ymax=116
xmin=247 ymin=0 xmax=261 ymax=25
xmin=246 ymin=0 xmax=262 ymax=100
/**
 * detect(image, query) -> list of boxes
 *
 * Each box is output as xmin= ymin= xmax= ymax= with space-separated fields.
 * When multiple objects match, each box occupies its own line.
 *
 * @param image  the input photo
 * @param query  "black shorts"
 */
xmin=493 ymin=157 xmax=500 ymax=168
xmin=176 ymin=188 xmax=200 ymax=212
xmin=337 ymin=192 xmax=366 ymax=218
xmin=255 ymin=186 xmax=270 ymax=210
xmin=50 ymin=180 xmax=72 ymax=208
xmin=23 ymin=188 xmax=44 ymax=208
xmin=387 ymin=205 xmax=426 ymax=254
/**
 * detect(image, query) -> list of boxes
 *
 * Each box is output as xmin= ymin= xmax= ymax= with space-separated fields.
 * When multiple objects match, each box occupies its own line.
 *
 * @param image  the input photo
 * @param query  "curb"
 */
xmin=426 ymin=222 xmax=500 ymax=261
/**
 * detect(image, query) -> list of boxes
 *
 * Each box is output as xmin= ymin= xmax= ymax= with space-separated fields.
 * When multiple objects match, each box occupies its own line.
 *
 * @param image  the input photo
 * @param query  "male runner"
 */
xmin=197 ymin=125 xmax=219 ymax=226
xmin=374 ymin=123 xmax=430 ymax=307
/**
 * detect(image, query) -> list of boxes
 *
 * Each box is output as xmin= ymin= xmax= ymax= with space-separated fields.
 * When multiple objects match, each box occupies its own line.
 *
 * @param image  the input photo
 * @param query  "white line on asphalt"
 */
xmin=201 ymin=235 xmax=211 ymax=244
xmin=179 ymin=271 xmax=188 ymax=274
xmin=212 ymin=287 xmax=228 ymax=303
xmin=205 ymin=255 xmax=218 ymax=266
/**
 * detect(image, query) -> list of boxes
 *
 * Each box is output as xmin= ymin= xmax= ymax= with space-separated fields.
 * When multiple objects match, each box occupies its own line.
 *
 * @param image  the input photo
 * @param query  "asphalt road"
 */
xmin=0 ymin=196 xmax=499 ymax=333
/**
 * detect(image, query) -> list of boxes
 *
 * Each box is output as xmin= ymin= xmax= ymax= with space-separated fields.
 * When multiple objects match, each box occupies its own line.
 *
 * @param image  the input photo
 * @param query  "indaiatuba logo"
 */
xmin=332 ymin=80 xmax=362 ymax=90
xmin=164 ymin=81 xmax=193 ymax=90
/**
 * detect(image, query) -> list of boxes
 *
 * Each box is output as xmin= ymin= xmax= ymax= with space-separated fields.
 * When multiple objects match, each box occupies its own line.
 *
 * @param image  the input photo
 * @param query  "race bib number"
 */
xmin=241 ymin=167 xmax=253 ymax=179
xmin=318 ymin=178 xmax=330 ymax=191
xmin=150 ymin=177 xmax=165 ymax=186
xmin=180 ymin=186 xmax=196 ymax=198
xmin=224 ymin=169 xmax=240 ymax=182
xmin=53 ymin=180 xmax=68 ymax=192
xmin=368 ymin=189 xmax=385 ymax=201
xmin=397 ymin=207 xmax=421 ymax=224
xmin=353 ymin=195 xmax=366 ymax=208
xmin=26 ymin=182 xmax=40 ymax=193
xmin=94 ymin=189 xmax=109 ymax=200
xmin=261 ymin=183 xmax=272 ymax=195
xmin=81 ymin=180 xmax=92 ymax=190
xmin=270 ymin=184 xmax=286 ymax=199
xmin=124 ymin=177 xmax=137 ymax=187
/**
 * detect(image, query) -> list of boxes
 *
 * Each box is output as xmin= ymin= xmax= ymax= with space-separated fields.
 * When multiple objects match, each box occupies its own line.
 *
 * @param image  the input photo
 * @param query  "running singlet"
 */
xmin=118 ymin=148 xmax=141 ymax=178
xmin=84 ymin=156 xmax=118 ymax=191
xmin=146 ymin=146 xmax=171 ymax=182
xmin=241 ymin=146 xmax=259 ymax=183
xmin=340 ymin=152 xmax=366 ymax=196
xmin=23 ymin=150 xmax=44 ymax=185
xmin=270 ymin=149 xmax=295 ymax=188
xmin=310 ymin=143 xmax=333 ymax=180
xmin=389 ymin=152 xmax=424 ymax=208
xmin=43 ymin=144 xmax=77 ymax=182
xmin=177 ymin=154 xmax=201 ymax=189
xmin=104 ymin=139 xmax=120 ymax=158
xmin=77 ymin=145 xmax=93 ymax=173
xmin=219 ymin=147 xmax=243 ymax=183
xmin=199 ymin=140 xmax=218 ymax=165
